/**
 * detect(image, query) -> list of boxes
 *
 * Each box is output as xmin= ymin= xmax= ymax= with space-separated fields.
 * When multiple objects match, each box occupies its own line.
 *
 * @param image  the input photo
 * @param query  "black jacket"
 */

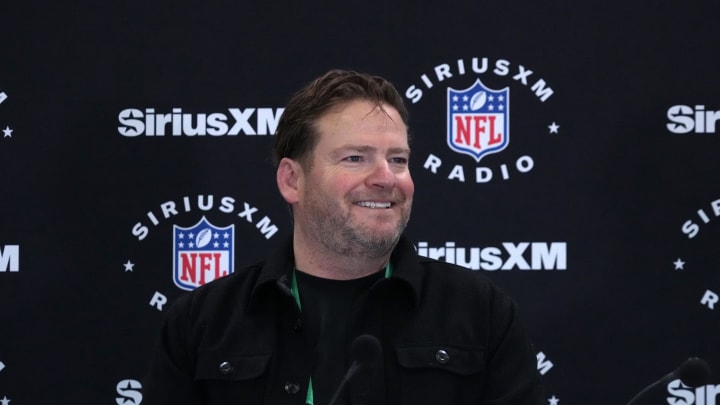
xmin=142 ymin=235 xmax=544 ymax=404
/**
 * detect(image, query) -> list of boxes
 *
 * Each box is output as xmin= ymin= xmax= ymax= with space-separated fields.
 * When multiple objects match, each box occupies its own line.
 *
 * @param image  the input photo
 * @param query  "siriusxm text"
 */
xmin=116 ymin=379 xmax=142 ymax=405
xmin=667 ymin=380 xmax=720 ymax=405
xmin=681 ymin=198 xmax=720 ymax=239
xmin=118 ymin=107 xmax=284 ymax=136
xmin=417 ymin=241 xmax=566 ymax=271
xmin=132 ymin=195 xmax=278 ymax=241
xmin=405 ymin=57 xmax=554 ymax=104
xmin=667 ymin=105 xmax=720 ymax=134
xmin=0 ymin=245 xmax=19 ymax=272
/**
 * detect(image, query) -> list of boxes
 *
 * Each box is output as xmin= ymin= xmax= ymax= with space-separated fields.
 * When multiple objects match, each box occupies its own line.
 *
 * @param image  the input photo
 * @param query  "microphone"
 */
xmin=328 ymin=334 xmax=384 ymax=405
xmin=626 ymin=357 xmax=711 ymax=405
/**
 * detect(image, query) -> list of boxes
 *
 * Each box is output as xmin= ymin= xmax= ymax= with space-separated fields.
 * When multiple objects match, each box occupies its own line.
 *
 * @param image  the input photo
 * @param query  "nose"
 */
xmin=367 ymin=160 xmax=397 ymax=189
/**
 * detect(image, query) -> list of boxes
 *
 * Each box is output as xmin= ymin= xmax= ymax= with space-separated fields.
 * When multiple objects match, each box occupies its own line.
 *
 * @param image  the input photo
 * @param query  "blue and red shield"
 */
xmin=173 ymin=217 xmax=234 ymax=290
xmin=447 ymin=79 xmax=510 ymax=162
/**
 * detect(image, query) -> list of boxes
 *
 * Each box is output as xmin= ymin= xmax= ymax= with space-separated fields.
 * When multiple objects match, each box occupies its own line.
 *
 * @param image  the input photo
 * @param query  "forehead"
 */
xmin=313 ymin=100 xmax=407 ymax=143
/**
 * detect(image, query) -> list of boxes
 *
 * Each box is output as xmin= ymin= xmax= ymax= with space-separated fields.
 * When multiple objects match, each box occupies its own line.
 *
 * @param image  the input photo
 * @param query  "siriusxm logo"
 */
xmin=667 ymin=380 xmax=720 ymax=405
xmin=404 ymin=56 xmax=561 ymax=186
xmin=0 ymin=245 xmax=19 ymax=272
xmin=667 ymin=105 xmax=720 ymax=134
xmin=115 ymin=379 xmax=142 ymax=405
xmin=405 ymin=57 xmax=554 ymax=104
xmin=131 ymin=195 xmax=278 ymax=241
xmin=128 ymin=194 xmax=279 ymax=312
xmin=416 ymin=241 xmax=566 ymax=271
xmin=118 ymin=107 xmax=284 ymax=136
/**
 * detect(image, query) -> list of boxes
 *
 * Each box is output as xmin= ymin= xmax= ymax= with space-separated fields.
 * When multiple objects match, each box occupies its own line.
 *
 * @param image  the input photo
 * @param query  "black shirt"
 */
xmin=294 ymin=269 xmax=384 ymax=405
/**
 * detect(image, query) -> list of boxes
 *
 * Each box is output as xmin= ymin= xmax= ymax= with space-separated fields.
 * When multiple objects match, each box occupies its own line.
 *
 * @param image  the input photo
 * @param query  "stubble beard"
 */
xmin=308 ymin=194 xmax=411 ymax=260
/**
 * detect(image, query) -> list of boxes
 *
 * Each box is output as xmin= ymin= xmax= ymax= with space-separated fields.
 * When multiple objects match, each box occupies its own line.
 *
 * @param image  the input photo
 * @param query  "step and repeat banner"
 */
xmin=1 ymin=1 xmax=719 ymax=404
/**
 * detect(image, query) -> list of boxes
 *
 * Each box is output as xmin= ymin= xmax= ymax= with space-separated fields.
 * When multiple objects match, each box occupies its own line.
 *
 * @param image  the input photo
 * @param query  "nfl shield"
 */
xmin=447 ymin=79 xmax=510 ymax=162
xmin=173 ymin=216 xmax=234 ymax=290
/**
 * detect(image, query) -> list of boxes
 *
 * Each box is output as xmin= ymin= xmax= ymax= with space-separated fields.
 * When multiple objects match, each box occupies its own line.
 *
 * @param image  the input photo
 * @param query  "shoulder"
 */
xmin=414 ymin=256 xmax=518 ymax=312
xmin=419 ymin=255 xmax=499 ymax=289
xmin=168 ymin=260 xmax=266 ymax=321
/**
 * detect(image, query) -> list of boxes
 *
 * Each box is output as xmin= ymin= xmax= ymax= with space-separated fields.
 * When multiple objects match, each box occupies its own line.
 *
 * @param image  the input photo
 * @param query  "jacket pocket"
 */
xmin=395 ymin=343 xmax=485 ymax=375
xmin=393 ymin=344 xmax=485 ymax=404
xmin=195 ymin=350 xmax=272 ymax=381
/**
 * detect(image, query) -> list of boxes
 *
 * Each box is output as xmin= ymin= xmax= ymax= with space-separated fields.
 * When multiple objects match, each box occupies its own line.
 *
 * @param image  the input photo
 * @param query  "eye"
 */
xmin=344 ymin=155 xmax=364 ymax=163
xmin=390 ymin=156 xmax=409 ymax=165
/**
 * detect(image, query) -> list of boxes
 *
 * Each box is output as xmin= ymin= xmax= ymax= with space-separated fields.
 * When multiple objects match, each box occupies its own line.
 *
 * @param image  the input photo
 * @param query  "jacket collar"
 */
xmin=248 ymin=234 xmax=423 ymax=312
xmin=387 ymin=235 xmax=423 ymax=308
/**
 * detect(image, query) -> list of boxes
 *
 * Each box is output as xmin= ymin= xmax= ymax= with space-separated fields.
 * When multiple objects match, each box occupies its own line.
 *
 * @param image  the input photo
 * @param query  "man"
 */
xmin=143 ymin=69 xmax=544 ymax=404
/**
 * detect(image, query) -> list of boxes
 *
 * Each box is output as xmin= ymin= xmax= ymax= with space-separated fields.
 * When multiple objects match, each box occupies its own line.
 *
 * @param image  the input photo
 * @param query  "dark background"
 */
xmin=1 ymin=1 xmax=719 ymax=403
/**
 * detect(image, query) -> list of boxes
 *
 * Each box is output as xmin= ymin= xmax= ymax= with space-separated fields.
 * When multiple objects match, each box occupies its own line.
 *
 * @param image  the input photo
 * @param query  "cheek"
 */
xmin=306 ymin=175 xmax=353 ymax=203
xmin=331 ymin=173 xmax=366 ymax=194
xmin=399 ymin=174 xmax=415 ymax=198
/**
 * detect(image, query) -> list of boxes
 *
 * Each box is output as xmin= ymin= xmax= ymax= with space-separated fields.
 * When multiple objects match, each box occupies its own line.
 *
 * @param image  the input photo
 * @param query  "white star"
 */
xmin=213 ymin=241 xmax=219 ymax=248
xmin=1 ymin=395 xmax=11 ymax=405
xmin=2 ymin=126 xmax=12 ymax=137
xmin=548 ymin=122 xmax=560 ymax=134
xmin=673 ymin=258 xmax=685 ymax=270
xmin=123 ymin=260 xmax=135 ymax=272
xmin=223 ymin=232 xmax=230 ymax=239
xmin=213 ymin=232 xmax=219 ymax=239
xmin=0 ymin=361 xmax=5 ymax=372
xmin=548 ymin=395 xmax=559 ymax=405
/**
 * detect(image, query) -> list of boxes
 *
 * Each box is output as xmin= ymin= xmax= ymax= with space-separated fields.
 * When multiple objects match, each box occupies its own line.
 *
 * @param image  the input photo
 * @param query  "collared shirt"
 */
xmin=142 ymin=235 xmax=545 ymax=404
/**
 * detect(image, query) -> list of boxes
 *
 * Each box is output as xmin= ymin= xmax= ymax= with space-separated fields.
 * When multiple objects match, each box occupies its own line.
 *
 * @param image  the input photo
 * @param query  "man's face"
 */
xmin=295 ymin=99 xmax=414 ymax=258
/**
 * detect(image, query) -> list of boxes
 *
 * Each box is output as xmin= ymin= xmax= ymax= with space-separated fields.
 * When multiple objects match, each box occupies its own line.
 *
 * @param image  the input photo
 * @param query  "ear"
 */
xmin=276 ymin=157 xmax=302 ymax=204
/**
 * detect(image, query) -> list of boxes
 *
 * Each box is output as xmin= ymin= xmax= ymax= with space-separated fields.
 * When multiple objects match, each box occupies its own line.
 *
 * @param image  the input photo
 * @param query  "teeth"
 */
xmin=356 ymin=201 xmax=391 ymax=208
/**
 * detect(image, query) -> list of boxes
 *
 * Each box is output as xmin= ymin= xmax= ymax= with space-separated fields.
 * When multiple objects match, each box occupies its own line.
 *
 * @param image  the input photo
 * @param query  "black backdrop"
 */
xmin=2 ymin=1 xmax=720 ymax=404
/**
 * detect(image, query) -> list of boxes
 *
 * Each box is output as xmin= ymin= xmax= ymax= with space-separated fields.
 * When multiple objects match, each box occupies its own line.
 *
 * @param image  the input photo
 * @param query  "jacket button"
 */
xmin=284 ymin=382 xmax=300 ymax=394
xmin=218 ymin=361 xmax=234 ymax=375
xmin=435 ymin=349 xmax=450 ymax=365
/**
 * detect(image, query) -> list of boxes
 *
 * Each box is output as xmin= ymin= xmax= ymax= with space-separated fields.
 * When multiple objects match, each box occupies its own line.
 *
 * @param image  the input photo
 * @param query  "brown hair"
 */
xmin=272 ymin=69 xmax=409 ymax=168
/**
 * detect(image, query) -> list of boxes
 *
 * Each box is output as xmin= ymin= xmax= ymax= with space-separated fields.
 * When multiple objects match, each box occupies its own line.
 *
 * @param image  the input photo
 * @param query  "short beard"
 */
xmin=312 ymin=205 xmax=410 ymax=260
xmin=333 ymin=218 xmax=407 ymax=259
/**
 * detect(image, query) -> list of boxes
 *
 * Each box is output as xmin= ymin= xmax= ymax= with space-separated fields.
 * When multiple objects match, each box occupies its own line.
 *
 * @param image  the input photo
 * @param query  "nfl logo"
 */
xmin=447 ymin=79 xmax=510 ymax=162
xmin=173 ymin=216 xmax=234 ymax=290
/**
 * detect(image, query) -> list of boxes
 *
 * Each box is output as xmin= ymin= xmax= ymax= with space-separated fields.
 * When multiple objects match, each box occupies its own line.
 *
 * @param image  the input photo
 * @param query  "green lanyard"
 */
xmin=289 ymin=263 xmax=393 ymax=405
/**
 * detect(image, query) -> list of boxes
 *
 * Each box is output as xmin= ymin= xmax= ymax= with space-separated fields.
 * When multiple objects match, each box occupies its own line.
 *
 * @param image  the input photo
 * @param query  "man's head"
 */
xmin=274 ymin=70 xmax=413 ymax=260
xmin=273 ymin=69 xmax=409 ymax=170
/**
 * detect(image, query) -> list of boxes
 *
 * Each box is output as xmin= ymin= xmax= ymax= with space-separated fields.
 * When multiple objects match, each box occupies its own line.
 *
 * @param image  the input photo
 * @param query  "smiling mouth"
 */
xmin=355 ymin=201 xmax=392 ymax=209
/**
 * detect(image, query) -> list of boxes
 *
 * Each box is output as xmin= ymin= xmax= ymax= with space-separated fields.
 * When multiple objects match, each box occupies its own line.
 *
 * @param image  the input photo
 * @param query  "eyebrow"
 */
xmin=333 ymin=145 xmax=411 ymax=155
